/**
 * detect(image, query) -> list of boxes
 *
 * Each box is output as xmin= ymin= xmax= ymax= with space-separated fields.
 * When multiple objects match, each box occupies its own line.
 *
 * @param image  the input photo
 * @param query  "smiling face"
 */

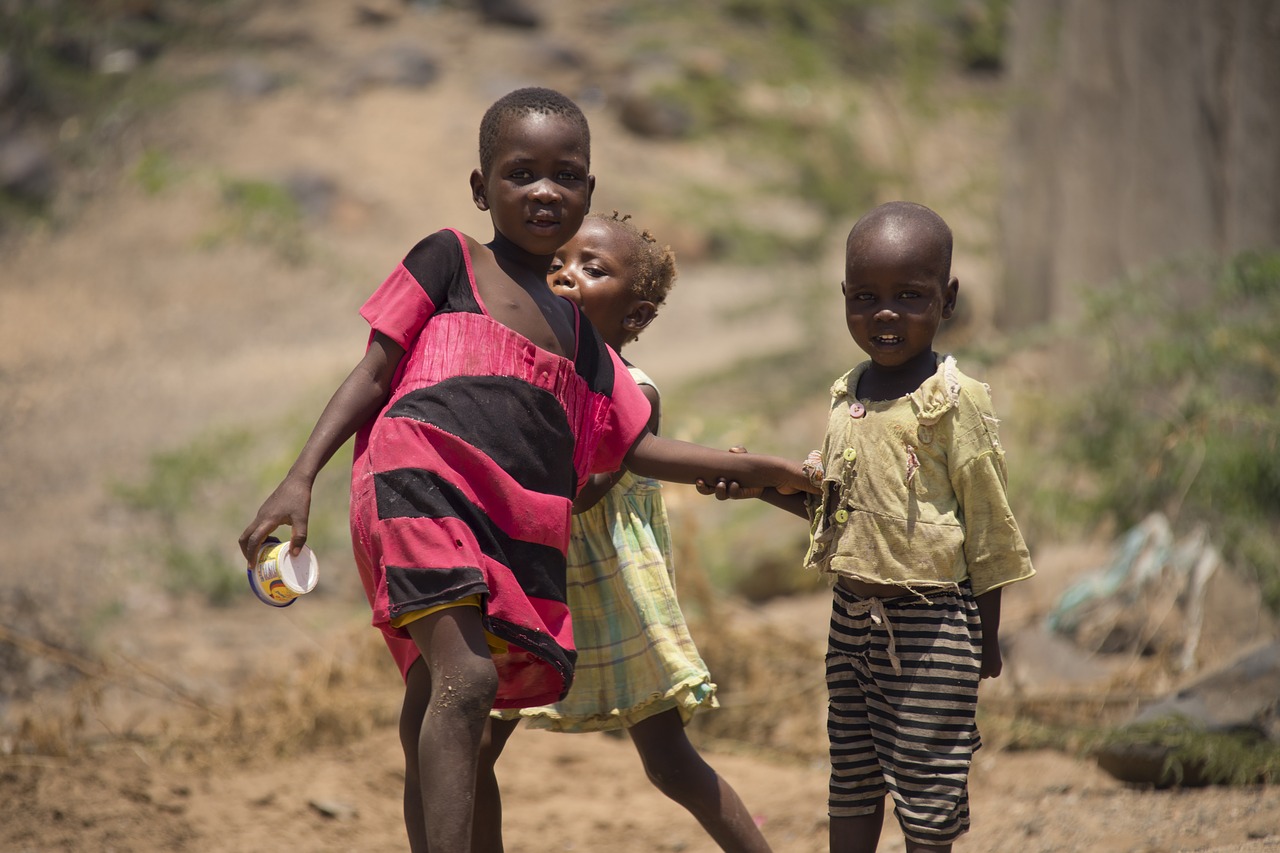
xmin=470 ymin=111 xmax=594 ymax=258
xmin=842 ymin=216 xmax=958 ymax=394
xmin=548 ymin=218 xmax=654 ymax=352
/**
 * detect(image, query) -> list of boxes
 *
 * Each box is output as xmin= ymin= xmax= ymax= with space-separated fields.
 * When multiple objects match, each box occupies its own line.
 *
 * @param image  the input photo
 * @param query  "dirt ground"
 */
xmin=1 ymin=1 xmax=1278 ymax=851
xmin=2 ymin=584 xmax=1278 ymax=853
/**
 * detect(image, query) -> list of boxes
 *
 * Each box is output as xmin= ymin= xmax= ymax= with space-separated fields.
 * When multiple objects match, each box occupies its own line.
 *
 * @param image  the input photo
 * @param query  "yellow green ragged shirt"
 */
xmin=804 ymin=355 xmax=1034 ymax=597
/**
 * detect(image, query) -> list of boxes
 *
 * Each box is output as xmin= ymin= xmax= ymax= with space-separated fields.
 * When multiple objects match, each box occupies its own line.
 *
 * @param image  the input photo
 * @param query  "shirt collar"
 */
xmin=831 ymin=356 xmax=960 ymax=426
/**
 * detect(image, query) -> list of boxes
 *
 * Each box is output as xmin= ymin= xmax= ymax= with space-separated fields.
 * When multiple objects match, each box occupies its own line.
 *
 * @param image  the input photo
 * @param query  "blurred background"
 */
xmin=1 ymin=1 xmax=1278 ymax=850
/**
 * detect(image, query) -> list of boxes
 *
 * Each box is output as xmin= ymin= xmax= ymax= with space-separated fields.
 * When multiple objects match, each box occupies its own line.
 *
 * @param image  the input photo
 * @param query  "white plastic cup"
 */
xmin=248 ymin=537 xmax=319 ymax=607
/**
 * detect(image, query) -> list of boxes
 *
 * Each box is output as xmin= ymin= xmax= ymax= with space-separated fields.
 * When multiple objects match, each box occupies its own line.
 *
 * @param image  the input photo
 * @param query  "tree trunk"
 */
xmin=998 ymin=0 xmax=1280 ymax=329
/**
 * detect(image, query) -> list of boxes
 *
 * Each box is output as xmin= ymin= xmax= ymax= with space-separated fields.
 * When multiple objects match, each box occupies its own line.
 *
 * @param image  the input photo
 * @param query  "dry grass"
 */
xmin=1 ymin=617 xmax=400 ymax=765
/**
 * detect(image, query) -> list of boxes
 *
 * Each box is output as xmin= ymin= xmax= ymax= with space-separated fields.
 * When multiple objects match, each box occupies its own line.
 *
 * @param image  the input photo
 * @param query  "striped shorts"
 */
xmin=826 ymin=582 xmax=982 ymax=846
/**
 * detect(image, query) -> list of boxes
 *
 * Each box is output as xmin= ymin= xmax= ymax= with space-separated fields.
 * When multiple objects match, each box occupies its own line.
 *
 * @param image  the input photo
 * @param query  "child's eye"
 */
xmin=584 ymin=265 xmax=607 ymax=277
xmin=557 ymin=170 xmax=584 ymax=183
xmin=548 ymin=259 xmax=564 ymax=273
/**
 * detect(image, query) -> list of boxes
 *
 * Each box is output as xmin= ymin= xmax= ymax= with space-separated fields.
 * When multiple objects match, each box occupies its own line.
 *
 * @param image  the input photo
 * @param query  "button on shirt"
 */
xmin=804 ymin=356 xmax=1034 ymax=597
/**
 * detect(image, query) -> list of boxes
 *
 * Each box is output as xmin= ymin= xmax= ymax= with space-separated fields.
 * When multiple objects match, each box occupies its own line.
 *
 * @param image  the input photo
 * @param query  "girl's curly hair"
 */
xmin=591 ymin=211 xmax=677 ymax=307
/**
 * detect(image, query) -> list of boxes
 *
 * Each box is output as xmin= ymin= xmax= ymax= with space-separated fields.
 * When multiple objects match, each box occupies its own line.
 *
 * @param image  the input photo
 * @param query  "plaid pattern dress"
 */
xmin=497 ymin=367 xmax=718 ymax=732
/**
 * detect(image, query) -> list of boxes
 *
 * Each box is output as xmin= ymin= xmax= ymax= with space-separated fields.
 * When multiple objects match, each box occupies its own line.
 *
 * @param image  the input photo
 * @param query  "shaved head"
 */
xmin=846 ymin=201 xmax=952 ymax=284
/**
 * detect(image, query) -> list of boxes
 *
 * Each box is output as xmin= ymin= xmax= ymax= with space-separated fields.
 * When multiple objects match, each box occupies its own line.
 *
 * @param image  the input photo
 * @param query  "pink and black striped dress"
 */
xmin=349 ymin=228 xmax=651 ymax=709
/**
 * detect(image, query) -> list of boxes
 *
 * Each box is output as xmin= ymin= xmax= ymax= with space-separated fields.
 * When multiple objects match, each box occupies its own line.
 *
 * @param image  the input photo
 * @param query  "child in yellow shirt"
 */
xmin=702 ymin=201 xmax=1034 ymax=852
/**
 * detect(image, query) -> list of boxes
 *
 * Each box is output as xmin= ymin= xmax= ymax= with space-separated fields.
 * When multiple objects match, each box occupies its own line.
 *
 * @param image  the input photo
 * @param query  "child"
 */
xmin=701 ymin=201 xmax=1034 ymax=852
xmin=237 ymin=88 xmax=811 ymax=853
xmin=473 ymin=212 xmax=772 ymax=852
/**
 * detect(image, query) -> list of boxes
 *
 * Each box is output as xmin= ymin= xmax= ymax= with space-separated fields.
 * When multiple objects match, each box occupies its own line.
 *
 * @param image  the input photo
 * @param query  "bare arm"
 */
xmin=574 ymin=383 xmax=661 ymax=513
xmin=693 ymin=446 xmax=813 ymax=517
xmin=238 ymin=332 xmax=404 ymax=564
xmin=572 ymin=471 xmax=626 ymax=514
xmin=695 ymin=475 xmax=811 ymax=518
xmin=757 ymin=489 xmax=810 ymax=517
xmin=975 ymin=587 xmax=1002 ymax=679
xmin=625 ymin=431 xmax=815 ymax=495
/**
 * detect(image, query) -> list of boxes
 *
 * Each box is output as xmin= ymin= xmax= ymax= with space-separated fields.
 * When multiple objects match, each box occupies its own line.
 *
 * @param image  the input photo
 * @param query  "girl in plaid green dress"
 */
xmin=475 ymin=212 xmax=772 ymax=852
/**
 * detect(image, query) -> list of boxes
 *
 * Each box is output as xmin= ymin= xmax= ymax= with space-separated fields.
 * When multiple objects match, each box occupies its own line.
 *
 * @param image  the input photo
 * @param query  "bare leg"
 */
xmin=473 ymin=716 xmax=521 ymax=853
xmin=404 ymin=608 xmax=499 ymax=853
xmin=627 ymin=708 xmax=772 ymax=852
xmin=904 ymin=838 xmax=951 ymax=853
xmin=829 ymin=800 xmax=885 ymax=853
xmin=830 ymin=797 xmax=953 ymax=852
xmin=399 ymin=658 xmax=432 ymax=853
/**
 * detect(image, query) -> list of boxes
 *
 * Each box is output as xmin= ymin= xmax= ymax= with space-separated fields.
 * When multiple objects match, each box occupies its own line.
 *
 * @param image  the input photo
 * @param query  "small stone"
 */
xmin=309 ymin=799 xmax=358 ymax=820
xmin=617 ymin=93 xmax=693 ymax=140
xmin=224 ymin=59 xmax=282 ymax=99
xmin=353 ymin=45 xmax=439 ymax=90
xmin=0 ymin=134 xmax=55 ymax=203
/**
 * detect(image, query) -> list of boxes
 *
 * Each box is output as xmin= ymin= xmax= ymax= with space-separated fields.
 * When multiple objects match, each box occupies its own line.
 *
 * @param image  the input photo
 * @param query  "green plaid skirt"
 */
xmin=495 ymin=470 xmax=717 ymax=732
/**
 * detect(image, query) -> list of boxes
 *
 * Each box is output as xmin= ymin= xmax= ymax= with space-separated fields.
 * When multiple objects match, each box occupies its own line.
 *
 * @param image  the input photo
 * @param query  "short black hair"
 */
xmin=847 ymin=201 xmax=953 ymax=281
xmin=478 ymin=87 xmax=590 ymax=176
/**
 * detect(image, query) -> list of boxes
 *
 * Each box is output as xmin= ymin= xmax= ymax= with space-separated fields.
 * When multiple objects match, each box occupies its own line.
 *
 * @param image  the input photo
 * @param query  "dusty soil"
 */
xmin=1 ymin=2 xmax=1277 ymax=851
xmin=2 ymin=585 xmax=1278 ymax=853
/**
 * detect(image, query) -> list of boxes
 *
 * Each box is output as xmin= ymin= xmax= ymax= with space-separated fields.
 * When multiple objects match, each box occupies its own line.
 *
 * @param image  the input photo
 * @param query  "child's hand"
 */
xmin=980 ymin=636 xmax=1003 ymax=679
xmin=774 ymin=451 xmax=823 ymax=496
xmin=238 ymin=473 xmax=313 ymax=567
xmin=775 ymin=457 xmax=820 ymax=495
xmin=695 ymin=478 xmax=766 ymax=500
xmin=694 ymin=446 xmax=765 ymax=500
xmin=695 ymin=447 xmax=819 ymax=498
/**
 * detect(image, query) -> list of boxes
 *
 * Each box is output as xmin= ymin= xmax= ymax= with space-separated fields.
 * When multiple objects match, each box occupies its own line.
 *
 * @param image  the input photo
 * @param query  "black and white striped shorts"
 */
xmin=826 ymin=581 xmax=982 ymax=846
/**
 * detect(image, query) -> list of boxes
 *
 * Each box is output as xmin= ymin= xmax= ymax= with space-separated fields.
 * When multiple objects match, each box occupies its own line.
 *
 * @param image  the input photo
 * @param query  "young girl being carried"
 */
xmin=474 ymin=212 xmax=772 ymax=852
xmin=237 ymin=88 xmax=811 ymax=853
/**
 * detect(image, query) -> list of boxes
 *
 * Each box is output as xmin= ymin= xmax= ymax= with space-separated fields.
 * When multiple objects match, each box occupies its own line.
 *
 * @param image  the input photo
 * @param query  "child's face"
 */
xmin=841 ymin=231 xmax=957 ymax=370
xmin=548 ymin=219 xmax=645 ymax=344
xmin=472 ymin=112 xmax=594 ymax=257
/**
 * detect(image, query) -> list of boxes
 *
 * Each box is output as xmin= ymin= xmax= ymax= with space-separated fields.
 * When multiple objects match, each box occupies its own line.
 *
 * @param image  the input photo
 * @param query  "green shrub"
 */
xmin=133 ymin=149 xmax=180 ymax=195
xmin=1053 ymin=251 xmax=1280 ymax=610
xmin=200 ymin=176 xmax=308 ymax=261
xmin=1095 ymin=717 xmax=1280 ymax=786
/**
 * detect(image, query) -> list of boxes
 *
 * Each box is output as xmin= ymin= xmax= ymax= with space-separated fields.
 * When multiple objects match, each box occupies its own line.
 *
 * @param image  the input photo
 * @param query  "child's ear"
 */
xmin=585 ymin=173 xmax=596 ymax=214
xmin=470 ymin=168 xmax=488 ymax=211
xmin=942 ymin=275 xmax=959 ymax=319
xmin=623 ymin=300 xmax=658 ymax=335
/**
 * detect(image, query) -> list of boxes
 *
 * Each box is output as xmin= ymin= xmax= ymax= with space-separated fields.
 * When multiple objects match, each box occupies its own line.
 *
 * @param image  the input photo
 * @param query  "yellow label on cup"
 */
xmin=248 ymin=537 xmax=319 ymax=608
